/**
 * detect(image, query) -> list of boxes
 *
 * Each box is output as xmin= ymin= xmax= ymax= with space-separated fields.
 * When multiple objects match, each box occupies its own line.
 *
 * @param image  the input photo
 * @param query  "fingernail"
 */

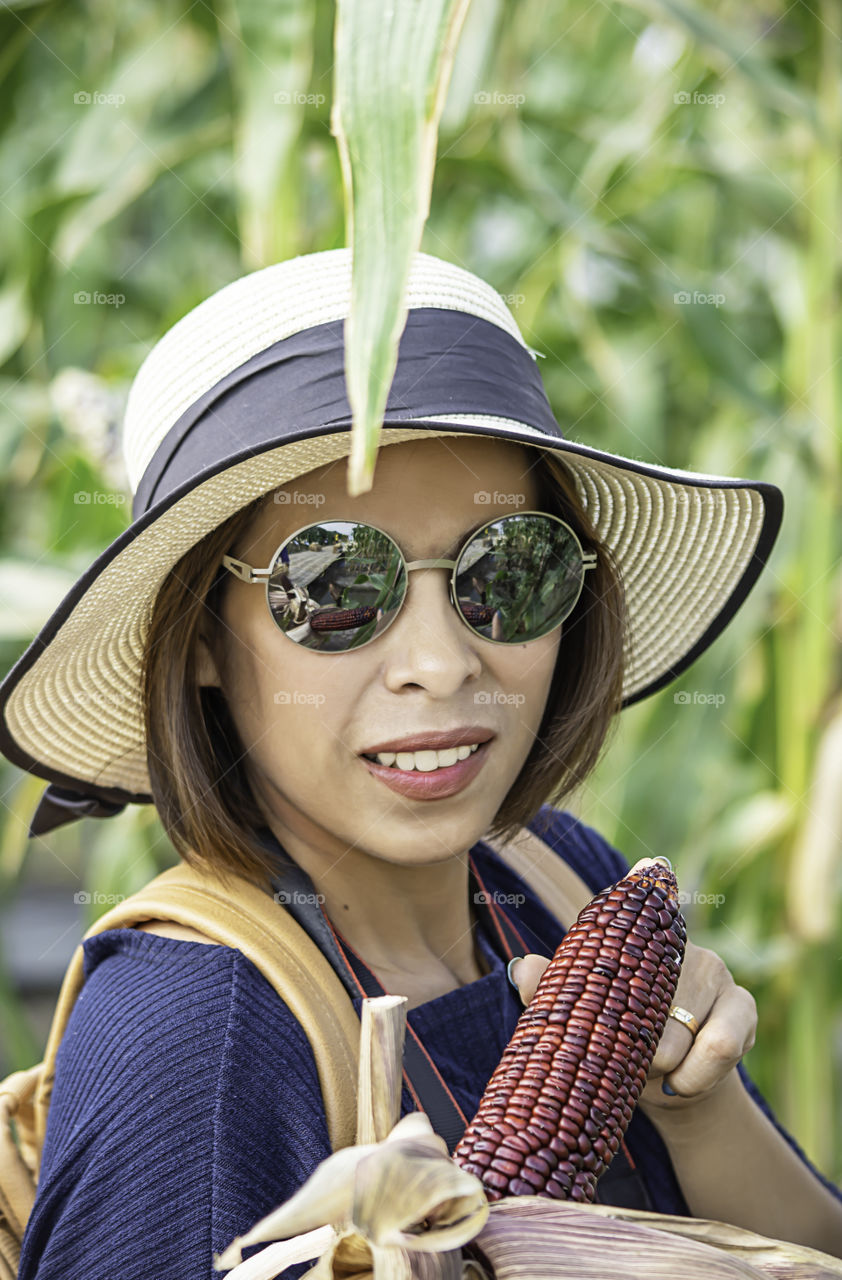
xmin=662 ymin=1080 xmax=676 ymax=1096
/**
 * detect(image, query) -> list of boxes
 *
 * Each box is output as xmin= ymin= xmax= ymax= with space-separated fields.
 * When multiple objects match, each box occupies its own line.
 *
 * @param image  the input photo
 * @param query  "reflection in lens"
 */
xmin=267 ymin=521 xmax=406 ymax=651
xmin=454 ymin=514 xmax=584 ymax=642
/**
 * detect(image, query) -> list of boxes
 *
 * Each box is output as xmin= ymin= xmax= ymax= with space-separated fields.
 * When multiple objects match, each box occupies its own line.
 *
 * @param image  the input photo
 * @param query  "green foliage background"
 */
xmin=1 ymin=0 xmax=841 ymax=1182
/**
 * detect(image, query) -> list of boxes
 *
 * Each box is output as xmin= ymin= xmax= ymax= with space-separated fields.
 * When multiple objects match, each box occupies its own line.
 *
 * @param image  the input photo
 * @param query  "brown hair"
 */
xmin=141 ymin=452 xmax=629 ymax=891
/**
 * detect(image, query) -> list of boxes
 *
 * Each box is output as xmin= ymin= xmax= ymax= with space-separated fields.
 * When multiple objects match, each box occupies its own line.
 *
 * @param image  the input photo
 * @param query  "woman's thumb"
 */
xmin=508 ymin=953 xmax=552 ymax=1006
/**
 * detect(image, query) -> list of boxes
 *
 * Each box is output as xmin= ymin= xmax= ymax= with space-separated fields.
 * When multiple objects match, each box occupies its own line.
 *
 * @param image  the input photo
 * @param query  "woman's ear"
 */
xmin=196 ymin=633 xmax=222 ymax=688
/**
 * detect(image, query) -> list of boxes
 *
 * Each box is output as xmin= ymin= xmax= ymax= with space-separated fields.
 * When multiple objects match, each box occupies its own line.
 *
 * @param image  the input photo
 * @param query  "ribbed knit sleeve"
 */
xmin=17 ymin=928 xmax=333 ymax=1280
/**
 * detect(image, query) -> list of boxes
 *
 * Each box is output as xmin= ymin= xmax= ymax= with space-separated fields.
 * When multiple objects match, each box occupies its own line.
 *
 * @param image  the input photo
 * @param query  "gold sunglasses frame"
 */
xmin=221 ymin=510 xmax=597 ymax=649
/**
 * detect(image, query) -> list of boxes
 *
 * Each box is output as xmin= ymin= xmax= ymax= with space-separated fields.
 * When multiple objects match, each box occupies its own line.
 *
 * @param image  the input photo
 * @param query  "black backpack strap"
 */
xmin=334 ymin=930 xmax=471 ymax=1153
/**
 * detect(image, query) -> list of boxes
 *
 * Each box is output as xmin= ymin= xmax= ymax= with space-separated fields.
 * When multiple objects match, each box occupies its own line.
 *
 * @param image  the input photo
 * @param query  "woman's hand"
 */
xmin=636 ymin=937 xmax=757 ymax=1111
xmin=508 ymin=939 xmax=757 ymax=1114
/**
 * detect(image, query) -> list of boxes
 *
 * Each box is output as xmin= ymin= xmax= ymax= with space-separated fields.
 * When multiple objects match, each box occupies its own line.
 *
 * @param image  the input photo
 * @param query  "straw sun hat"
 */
xmin=0 ymin=248 xmax=783 ymax=837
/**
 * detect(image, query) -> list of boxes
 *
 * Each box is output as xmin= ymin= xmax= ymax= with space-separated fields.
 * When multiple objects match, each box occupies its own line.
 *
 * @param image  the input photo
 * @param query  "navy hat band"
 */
xmin=132 ymin=307 xmax=563 ymax=521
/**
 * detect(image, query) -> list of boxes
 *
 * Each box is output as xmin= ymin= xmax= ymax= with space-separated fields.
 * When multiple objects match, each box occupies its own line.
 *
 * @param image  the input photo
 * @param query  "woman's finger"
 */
xmin=646 ymin=939 xmax=729 ymax=1078
xmin=649 ymin=992 xmax=716 ymax=1078
xmin=661 ymin=982 xmax=757 ymax=1097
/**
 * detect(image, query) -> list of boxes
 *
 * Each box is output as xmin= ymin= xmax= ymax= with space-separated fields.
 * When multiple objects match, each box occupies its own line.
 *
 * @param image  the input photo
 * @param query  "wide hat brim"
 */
xmin=0 ymin=414 xmax=782 ymax=819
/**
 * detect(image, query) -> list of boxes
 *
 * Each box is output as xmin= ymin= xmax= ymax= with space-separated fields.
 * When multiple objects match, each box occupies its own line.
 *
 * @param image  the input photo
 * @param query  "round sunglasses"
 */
xmin=221 ymin=511 xmax=597 ymax=653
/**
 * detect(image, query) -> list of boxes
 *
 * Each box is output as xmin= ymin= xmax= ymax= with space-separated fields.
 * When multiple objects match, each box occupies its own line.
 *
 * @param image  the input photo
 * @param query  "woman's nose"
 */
xmin=379 ymin=568 xmax=482 ymax=693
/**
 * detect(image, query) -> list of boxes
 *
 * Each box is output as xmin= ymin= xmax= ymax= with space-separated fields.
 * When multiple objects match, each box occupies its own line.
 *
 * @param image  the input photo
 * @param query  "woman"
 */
xmin=3 ymin=249 xmax=841 ymax=1277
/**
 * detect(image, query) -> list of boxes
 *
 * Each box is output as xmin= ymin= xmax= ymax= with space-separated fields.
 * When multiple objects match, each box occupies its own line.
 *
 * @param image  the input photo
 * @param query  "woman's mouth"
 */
xmin=358 ymin=740 xmax=490 ymax=799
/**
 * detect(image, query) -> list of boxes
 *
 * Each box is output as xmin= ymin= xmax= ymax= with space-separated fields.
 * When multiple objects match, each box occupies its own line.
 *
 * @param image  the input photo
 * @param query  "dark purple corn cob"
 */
xmin=309 ymin=605 xmax=378 ymax=631
xmin=453 ymin=860 xmax=686 ymax=1203
xmin=459 ymin=603 xmax=495 ymax=627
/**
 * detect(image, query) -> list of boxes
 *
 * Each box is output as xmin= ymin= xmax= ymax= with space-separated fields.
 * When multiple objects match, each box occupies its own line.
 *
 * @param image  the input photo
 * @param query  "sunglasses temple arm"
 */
xmin=220 ymin=555 xmax=273 ymax=584
xmin=221 ymin=555 xmax=315 ymax=622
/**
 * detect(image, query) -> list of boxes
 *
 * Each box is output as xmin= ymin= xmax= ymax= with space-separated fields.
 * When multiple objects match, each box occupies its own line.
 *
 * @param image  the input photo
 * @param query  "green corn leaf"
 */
xmin=0 ymin=277 xmax=30 ymax=368
xmin=0 ymin=772 xmax=44 ymax=883
xmin=220 ymin=0 xmax=317 ymax=269
xmin=331 ymin=0 xmax=474 ymax=496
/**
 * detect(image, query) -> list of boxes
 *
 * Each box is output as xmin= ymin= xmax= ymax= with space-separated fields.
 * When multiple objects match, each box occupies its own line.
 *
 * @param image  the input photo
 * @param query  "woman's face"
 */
xmin=201 ymin=437 xmax=562 ymax=864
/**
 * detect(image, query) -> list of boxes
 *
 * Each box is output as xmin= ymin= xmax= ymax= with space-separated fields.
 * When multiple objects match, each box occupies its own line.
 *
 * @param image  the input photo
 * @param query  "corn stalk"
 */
xmin=772 ymin=0 xmax=842 ymax=1169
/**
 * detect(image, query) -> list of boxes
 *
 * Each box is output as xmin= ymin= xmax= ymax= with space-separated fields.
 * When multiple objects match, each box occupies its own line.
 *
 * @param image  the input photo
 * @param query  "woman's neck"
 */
xmin=266 ymin=819 xmax=486 ymax=991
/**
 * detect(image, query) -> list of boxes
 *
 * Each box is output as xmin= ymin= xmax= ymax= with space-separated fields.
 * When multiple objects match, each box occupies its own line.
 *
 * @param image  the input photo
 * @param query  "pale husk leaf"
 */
xmin=473 ymin=1198 xmax=842 ymax=1280
xmin=582 ymin=1202 xmax=842 ymax=1279
xmin=352 ymin=1137 xmax=489 ymax=1251
xmin=303 ymin=1233 xmax=465 ymax=1280
xmin=356 ymin=995 xmax=407 ymax=1145
xmin=214 ymin=1144 xmax=377 ymax=1268
xmin=215 ymin=1113 xmax=486 ymax=1278
xmin=214 ymin=1226 xmax=339 ymax=1280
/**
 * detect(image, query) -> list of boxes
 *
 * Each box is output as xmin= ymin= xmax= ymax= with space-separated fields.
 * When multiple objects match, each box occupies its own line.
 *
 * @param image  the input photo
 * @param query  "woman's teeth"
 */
xmin=365 ymin=743 xmax=481 ymax=771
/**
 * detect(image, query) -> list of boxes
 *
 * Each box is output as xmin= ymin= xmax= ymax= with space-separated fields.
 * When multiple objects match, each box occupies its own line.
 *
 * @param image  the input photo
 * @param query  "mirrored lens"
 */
xmin=453 ymin=513 xmax=586 ymax=642
xmin=267 ymin=521 xmax=406 ymax=651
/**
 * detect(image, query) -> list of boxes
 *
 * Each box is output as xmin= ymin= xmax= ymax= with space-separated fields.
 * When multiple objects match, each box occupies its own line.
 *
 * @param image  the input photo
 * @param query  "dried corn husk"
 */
xmin=213 ymin=1111 xmax=486 ymax=1279
xmin=471 ymin=1198 xmax=842 ymax=1279
xmin=215 ymin=993 xmax=842 ymax=1280
xmin=582 ymin=1201 xmax=842 ymax=1278
xmin=215 ymin=997 xmax=488 ymax=1279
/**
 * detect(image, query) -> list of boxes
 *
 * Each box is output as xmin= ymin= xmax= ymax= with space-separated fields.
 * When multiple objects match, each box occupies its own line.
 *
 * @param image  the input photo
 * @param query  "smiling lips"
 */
xmin=359 ymin=739 xmax=492 ymax=799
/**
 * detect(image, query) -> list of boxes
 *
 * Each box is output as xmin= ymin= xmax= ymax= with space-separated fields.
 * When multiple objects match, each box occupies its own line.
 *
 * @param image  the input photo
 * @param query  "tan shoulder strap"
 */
xmin=482 ymin=821 xmax=596 ymax=935
xmin=32 ymin=861 xmax=361 ymax=1169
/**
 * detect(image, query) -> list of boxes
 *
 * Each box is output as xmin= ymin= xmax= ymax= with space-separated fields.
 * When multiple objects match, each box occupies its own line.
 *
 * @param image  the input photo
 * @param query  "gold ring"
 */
xmin=668 ymin=1005 xmax=700 ymax=1037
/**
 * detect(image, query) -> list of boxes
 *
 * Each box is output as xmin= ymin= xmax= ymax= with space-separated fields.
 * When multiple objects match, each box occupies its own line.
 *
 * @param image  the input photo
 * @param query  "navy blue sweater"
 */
xmin=17 ymin=806 xmax=842 ymax=1278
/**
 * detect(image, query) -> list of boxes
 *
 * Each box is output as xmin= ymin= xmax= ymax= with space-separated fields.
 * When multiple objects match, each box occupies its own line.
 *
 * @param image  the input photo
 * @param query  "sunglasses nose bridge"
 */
xmin=399 ymin=560 xmax=468 ymax=634
xmin=403 ymin=557 xmax=460 ymax=613
xmin=404 ymin=557 xmax=458 ymax=573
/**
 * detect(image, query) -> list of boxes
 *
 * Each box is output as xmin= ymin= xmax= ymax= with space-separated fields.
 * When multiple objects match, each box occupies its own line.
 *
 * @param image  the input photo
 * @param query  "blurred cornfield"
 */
xmin=1 ymin=0 xmax=841 ymax=1183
